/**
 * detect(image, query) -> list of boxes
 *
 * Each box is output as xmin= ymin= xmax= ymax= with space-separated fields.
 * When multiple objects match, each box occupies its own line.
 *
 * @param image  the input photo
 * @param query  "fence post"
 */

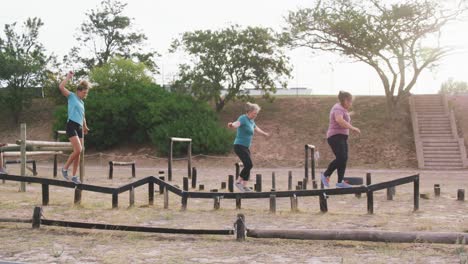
xmin=129 ymin=187 xmax=135 ymax=207
xmin=42 ymin=184 xmax=49 ymax=206
xmin=183 ymin=177 xmax=189 ymax=191
xmin=53 ymin=131 xmax=59 ymax=178
xmin=236 ymin=195 xmax=242 ymax=210
xmin=131 ymin=163 xmax=136 ymax=178
xmin=228 ymin=175 xmax=234 ymax=192
xmin=148 ymin=181 xmax=154 ymax=205
xmin=20 ymin=123 xmax=26 ymax=192
xmin=288 ymin=171 xmax=292 ymax=190
xmin=235 ymin=163 xmax=240 ymax=180
xmin=269 ymin=194 xmax=276 ymax=214
xmin=112 ymin=191 xmax=119 ymax=209
xmin=163 ymin=186 xmax=169 ymax=209
xmin=214 ymin=196 xmax=221 ymax=210
xmin=304 ymin=145 xmax=309 ymax=180
xmin=108 ymin=161 xmax=113 ymax=179
xmin=188 ymin=141 xmax=192 ymax=179
xmin=32 ymin=206 xmax=41 ymax=229
xmin=74 ymin=189 xmax=81 ymax=205
xmin=434 ymin=184 xmax=440 ymax=197
xmin=387 ymin=188 xmax=393 ymax=200
xmin=256 ymin=174 xmax=262 ymax=192
xmin=168 ymin=139 xmax=173 ymax=181
xmin=319 ymin=193 xmax=328 ymax=213
xmin=235 ymin=214 xmax=246 ymax=241
xmin=366 ymin=173 xmax=373 ymax=214
xmin=414 ymin=176 xmax=420 ymax=211
xmin=271 ymin=172 xmax=276 ymax=190
xmin=457 ymin=189 xmax=465 ymax=201
xmin=191 ymin=167 xmax=197 ymax=189
xmin=311 ymin=147 xmax=317 ymax=189
xmin=199 ymin=184 xmax=204 ymax=191
xmin=181 ymin=192 xmax=188 ymax=211
xmin=303 ymin=177 xmax=308 ymax=190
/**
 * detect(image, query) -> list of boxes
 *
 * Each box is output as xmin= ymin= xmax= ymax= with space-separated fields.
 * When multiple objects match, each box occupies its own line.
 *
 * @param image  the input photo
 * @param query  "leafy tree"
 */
xmin=171 ymin=25 xmax=291 ymax=111
xmin=0 ymin=18 xmax=52 ymax=123
xmin=283 ymin=0 xmax=466 ymax=114
xmin=90 ymin=57 xmax=153 ymax=90
xmin=439 ymin=78 xmax=468 ymax=95
xmin=67 ymin=0 xmax=158 ymax=75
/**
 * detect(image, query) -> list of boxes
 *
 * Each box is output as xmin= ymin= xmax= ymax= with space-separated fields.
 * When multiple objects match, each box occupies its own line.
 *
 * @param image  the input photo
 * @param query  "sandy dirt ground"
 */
xmin=0 ymin=159 xmax=467 ymax=263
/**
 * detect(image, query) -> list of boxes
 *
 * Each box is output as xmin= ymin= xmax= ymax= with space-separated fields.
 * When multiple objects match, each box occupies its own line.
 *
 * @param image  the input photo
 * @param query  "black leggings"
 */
xmin=324 ymin=134 xmax=348 ymax=183
xmin=234 ymin=144 xmax=253 ymax=181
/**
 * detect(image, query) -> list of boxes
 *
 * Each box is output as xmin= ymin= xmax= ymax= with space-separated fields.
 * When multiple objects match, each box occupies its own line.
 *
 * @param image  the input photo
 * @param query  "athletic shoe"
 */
xmin=61 ymin=168 xmax=69 ymax=181
xmin=243 ymin=186 xmax=253 ymax=192
xmin=71 ymin=176 xmax=81 ymax=184
xmin=336 ymin=181 xmax=352 ymax=188
xmin=235 ymin=182 xmax=245 ymax=192
xmin=321 ymin=172 xmax=330 ymax=188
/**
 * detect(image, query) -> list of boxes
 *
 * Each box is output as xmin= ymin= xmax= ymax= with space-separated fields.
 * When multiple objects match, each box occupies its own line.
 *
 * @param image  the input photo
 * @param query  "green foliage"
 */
xmin=284 ymin=0 xmax=465 ymax=113
xmin=67 ymin=0 xmax=158 ymax=76
xmin=145 ymin=94 xmax=235 ymax=155
xmin=0 ymin=17 xmax=52 ymax=123
xmin=53 ymin=58 xmax=233 ymax=155
xmin=90 ymin=57 xmax=153 ymax=90
xmin=439 ymin=78 xmax=468 ymax=95
xmin=171 ymin=25 xmax=291 ymax=111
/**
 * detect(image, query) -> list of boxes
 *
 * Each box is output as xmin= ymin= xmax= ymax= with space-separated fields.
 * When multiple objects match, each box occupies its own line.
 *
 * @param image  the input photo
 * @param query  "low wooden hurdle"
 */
xmin=168 ymin=137 xmax=192 ymax=181
xmin=4 ymin=159 xmax=37 ymax=176
xmin=109 ymin=161 xmax=136 ymax=179
xmin=0 ymin=207 xmax=466 ymax=245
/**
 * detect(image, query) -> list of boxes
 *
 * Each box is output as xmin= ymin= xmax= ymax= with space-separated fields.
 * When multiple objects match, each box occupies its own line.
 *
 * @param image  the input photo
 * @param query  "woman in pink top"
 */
xmin=321 ymin=91 xmax=361 ymax=188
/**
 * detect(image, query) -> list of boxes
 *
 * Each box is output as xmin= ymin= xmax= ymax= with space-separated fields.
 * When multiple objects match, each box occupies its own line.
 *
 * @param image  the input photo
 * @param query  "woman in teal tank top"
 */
xmin=228 ymin=102 xmax=270 ymax=192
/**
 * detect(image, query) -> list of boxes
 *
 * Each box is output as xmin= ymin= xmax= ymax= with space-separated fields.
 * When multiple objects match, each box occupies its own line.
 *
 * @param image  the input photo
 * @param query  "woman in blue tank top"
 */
xmin=58 ymin=71 xmax=91 ymax=184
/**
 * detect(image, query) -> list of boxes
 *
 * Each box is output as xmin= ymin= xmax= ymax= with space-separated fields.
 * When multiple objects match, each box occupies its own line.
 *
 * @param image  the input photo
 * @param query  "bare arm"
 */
xmin=335 ymin=114 xmax=360 ymax=134
xmin=255 ymin=126 xmax=270 ymax=137
xmin=59 ymin=71 xmax=74 ymax=97
xmin=83 ymin=117 xmax=89 ymax=134
xmin=227 ymin=121 xmax=241 ymax=129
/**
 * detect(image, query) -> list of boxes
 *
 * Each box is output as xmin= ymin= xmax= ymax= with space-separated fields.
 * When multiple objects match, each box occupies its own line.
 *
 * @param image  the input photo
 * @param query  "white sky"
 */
xmin=1 ymin=0 xmax=467 ymax=95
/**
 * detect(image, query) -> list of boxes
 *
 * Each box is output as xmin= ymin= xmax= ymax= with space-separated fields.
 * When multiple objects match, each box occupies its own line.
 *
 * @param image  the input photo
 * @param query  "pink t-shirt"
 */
xmin=326 ymin=103 xmax=351 ymax=138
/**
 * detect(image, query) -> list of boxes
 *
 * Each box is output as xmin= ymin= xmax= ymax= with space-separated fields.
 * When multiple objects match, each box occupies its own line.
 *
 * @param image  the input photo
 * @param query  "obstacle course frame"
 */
xmin=168 ymin=137 xmax=192 ymax=181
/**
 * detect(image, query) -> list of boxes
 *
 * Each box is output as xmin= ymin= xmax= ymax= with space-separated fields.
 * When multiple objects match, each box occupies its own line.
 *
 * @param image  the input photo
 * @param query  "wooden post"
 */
xmin=183 ymin=177 xmax=189 ymax=191
xmin=79 ymin=135 xmax=85 ymax=183
xmin=269 ymin=194 xmax=276 ymax=214
xmin=297 ymin=181 xmax=303 ymax=190
xmin=235 ymin=163 xmax=240 ymax=180
xmin=191 ymin=167 xmax=197 ymax=189
xmin=228 ymin=175 xmax=234 ymax=192
xmin=108 ymin=161 xmax=113 ymax=179
xmin=235 ymin=214 xmax=246 ymax=241
xmin=319 ymin=193 xmax=328 ymax=213
xmin=53 ymin=131 xmax=60 ymax=177
xmin=112 ymin=191 xmax=118 ymax=209
xmin=42 ymin=184 xmax=49 ymax=206
xmin=158 ymin=176 xmax=165 ymax=194
xmin=181 ymin=192 xmax=188 ymax=211
xmin=311 ymin=147 xmax=317 ymax=189
xmin=303 ymin=178 xmax=308 ymax=190
xmin=271 ymin=172 xmax=276 ymax=190
xmin=73 ymin=188 xmax=81 ymax=205
xmin=168 ymin=140 xmax=173 ymax=181
xmin=129 ymin=187 xmax=135 ymax=207
xmin=148 ymin=181 xmax=154 ymax=205
xmin=131 ymin=163 xmax=136 ymax=178
xmin=236 ymin=196 xmax=242 ymax=210
xmin=32 ymin=206 xmax=41 ymax=229
xmin=20 ymin=123 xmax=26 ymax=192
xmin=288 ymin=171 xmax=292 ymax=190
xmin=367 ymin=172 xmax=373 ymax=214
xmin=414 ymin=176 xmax=420 ymax=211
xmin=199 ymin=184 xmax=204 ymax=191
xmin=188 ymin=141 xmax=192 ymax=179
xmin=390 ymin=186 xmax=396 ymax=196
xmin=214 ymin=196 xmax=221 ymax=210
xmin=304 ymin=145 xmax=309 ymax=180
xmin=290 ymin=194 xmax=298 ymax=212
xmin=32 ymin=160 xmax=37 ymax=175
xmin=434 ymin=184 xmax=440 ymax=197
xmin=458 ymin=189 xmax=465 ymax=201
xmin=256 ymin=174 xmax=262 ymax=192
xmin=355 ymin=193 xmax=362 ymax=198
xmin=387 ymin=188 xmax=393 ymax=200
xmin=163 ymin=186 xmax=169 ymax=209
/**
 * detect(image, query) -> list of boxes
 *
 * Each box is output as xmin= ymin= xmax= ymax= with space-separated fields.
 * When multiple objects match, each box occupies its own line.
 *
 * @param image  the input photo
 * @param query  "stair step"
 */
xmin=424 ymin=160 xmax=463 ymax=165
xmin=423 ymin=148 xmax=460 ymax=152
xmin=423 ymin=166 xmax=465 ymax=170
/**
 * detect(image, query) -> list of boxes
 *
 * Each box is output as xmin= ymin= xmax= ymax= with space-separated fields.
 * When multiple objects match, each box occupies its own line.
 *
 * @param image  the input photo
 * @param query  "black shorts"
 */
xmin=66 ymin=120 xmax=83 ymax=138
